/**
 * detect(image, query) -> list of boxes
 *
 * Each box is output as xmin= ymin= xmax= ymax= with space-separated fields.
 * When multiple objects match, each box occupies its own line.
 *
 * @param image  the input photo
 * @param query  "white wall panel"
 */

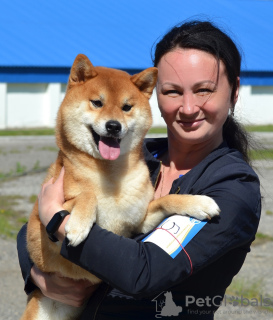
xmin=236 ymin=86 xmax=273 ymax=125
xmin=6 ymin=84 xmax=47 ymax=128
xmin=43 ymin=83 xmax=62 ymax=127
xmin=149 ymin=89 xmax=166 ymax=128
xmin=0 ymin=83 xmax=7 ymax=129
xmin=1 ymin=83 xmax=272 ymax=129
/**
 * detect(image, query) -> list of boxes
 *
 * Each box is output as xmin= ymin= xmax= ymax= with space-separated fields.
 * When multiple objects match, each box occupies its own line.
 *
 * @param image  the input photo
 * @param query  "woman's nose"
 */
xmin=179 ymin=93 xmax=197 ymax=114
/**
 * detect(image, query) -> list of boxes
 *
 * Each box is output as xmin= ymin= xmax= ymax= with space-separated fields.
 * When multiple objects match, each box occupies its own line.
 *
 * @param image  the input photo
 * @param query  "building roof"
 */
xmin=0 ymin=0 xmax=272 ymax=76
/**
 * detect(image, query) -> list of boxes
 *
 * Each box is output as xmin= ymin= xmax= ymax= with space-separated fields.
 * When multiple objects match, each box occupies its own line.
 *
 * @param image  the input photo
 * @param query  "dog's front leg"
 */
xmin=140 ymin=194 xmax=220 ymax=233
xmin=64 ymin=192 xmax=97 ymax=247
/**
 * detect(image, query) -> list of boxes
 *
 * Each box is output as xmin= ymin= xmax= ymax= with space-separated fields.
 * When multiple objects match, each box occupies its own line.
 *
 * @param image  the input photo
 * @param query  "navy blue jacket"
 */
xmin=17 ymin=138 xmax=261 ymax=319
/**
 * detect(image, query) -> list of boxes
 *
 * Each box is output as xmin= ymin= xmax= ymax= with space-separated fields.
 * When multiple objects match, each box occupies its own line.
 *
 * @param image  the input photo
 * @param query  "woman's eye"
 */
xmin=164 ymin=90 xmax=180 ymax=96
xmin=91 ymin=100 xmax=103 ymax=108
xmin=196 ymin=88 xmax=214 ymax=96
xmin=122 ymin=104 xmax=133 ymax=112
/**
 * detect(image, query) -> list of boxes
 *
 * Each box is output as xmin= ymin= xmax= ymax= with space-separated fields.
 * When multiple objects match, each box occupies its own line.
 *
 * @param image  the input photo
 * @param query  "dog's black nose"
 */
xmin=106 ymin=121 xmax=122 ymax=135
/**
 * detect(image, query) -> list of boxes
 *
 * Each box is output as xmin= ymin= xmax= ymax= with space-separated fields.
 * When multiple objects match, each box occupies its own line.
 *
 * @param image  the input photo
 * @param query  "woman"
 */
xmin=17 ymin=20 xmax=261 ymax=319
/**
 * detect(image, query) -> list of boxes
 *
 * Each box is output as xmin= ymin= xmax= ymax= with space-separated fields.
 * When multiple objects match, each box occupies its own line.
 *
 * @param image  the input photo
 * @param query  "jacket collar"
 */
xmin=143 ymin=137 xmax=234 ymax=190
xmin=143 ymin=137 xmax=167 ymax=186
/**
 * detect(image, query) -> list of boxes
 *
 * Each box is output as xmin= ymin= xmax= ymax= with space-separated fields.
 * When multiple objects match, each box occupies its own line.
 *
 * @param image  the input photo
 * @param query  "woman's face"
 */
xmin=156 ymin=48 xmax=239 ymax=148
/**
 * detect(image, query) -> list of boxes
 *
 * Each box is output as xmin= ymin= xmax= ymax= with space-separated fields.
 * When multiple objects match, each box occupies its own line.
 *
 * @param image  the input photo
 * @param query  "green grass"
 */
xmin=245 ymin=124 xmax=273 ymax=132
xmin=0 ymin=160 xmax=46 ymax=180
xmin=249 ymin=149 xmax=273 ymax=160
xmin=0 ymin=162 xmax=28 ymax=179
xmin=0 ymin=125 xmax=272 ymax=136
xmin=0 ymin=195 xmax=27 ymax=239
xmin=226 ymin=278 xmax=273 ymax=311
xmin=148 ymin=127 xmax=167 ymax=134
xmin=227 ymin=278 xmax=263 ymax=299
xmin=0 ymin=128 xmax=55 ymax=136
xmin=9 ymin=149 xmax=21 ymax=154
xmin=32 ymin=160 xmax=41 ymax=171
xmin=252 ymin=232 xmax=273 ymax=246
xmin=29 ymin=194 xmax=37 ymax=203
xmin=0 ymin=148 xmax=7 ymax=155
xmin=39 ymin=146 xmax=58 ymax=152
xmin=0 ymin=127 xmax=168 ymax=136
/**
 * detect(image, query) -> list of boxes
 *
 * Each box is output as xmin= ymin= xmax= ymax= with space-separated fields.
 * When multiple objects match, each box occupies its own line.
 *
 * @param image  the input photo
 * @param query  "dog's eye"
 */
xmin=91 ymin=100 xmax=103 ymax=108
xmin=122 ymin=104 xmax=132 ymax=112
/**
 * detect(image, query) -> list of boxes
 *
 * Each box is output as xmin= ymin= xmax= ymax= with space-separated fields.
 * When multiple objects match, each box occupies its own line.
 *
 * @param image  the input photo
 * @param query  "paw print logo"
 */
xmin=228 ymin=296 xmax=239 ymax=306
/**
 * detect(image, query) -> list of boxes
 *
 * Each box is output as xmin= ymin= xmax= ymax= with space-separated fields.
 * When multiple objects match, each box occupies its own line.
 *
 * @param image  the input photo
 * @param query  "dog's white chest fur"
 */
xmin=94 ymin=163 xmax=154 ymax=236
xmin=64 ymin=159 xmax=155 ymax=246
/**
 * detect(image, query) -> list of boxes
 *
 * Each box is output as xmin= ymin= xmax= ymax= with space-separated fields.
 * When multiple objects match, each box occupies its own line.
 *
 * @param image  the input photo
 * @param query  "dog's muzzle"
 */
xmin=90 ymin=121 xmax=122 ymax=161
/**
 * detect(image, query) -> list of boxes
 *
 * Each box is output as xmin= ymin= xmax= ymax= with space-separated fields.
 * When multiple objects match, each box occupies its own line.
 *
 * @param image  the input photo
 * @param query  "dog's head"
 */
xmin=57 ymin=54 xmax=157 ymax=160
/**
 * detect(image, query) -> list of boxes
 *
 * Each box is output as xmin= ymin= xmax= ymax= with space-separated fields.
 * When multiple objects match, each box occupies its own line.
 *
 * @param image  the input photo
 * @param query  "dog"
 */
xmin=21 ymin=54 xmax=220 ymax=320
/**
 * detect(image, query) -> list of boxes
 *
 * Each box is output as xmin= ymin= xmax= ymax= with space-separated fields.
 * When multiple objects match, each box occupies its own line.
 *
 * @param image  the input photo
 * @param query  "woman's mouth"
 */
xmin=177 ymin=119 xmax=205 ymax=128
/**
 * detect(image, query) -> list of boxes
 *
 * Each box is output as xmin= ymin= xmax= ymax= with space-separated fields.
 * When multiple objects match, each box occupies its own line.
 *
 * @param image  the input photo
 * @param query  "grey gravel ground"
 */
xmin=0 ymin=134 xmax=273 ymax=320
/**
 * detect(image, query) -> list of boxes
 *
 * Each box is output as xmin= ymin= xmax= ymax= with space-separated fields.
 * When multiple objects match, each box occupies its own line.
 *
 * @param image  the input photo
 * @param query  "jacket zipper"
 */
xmin=153 ymin=161 xmax=162 ymax=189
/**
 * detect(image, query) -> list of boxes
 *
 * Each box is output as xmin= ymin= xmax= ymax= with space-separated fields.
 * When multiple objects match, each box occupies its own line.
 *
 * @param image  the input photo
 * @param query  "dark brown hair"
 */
xmin=153 ymin=20 xmax=253 ymax=163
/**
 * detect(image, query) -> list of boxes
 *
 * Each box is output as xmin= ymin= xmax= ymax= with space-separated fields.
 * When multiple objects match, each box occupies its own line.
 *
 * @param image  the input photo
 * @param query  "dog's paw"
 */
xmin=185 ymin=195 xmax=220 ymax=221
xmin=65 ymin=215 xmax=95 ymax=247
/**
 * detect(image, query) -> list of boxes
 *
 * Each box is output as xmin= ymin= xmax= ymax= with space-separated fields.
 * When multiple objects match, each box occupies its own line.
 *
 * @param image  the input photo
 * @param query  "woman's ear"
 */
xmin=233 ymin=77 xmax=240 ymax=105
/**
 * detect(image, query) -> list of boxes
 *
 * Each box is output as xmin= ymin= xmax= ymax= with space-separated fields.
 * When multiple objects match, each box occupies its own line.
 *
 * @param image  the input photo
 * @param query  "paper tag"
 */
xmin=142 ymin=215 xmax=207 ymax=258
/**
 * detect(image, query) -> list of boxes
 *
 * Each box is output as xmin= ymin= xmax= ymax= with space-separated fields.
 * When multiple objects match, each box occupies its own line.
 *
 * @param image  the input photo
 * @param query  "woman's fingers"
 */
xmin=31 ymin=266 xmax=99 ymax=307
xmin=55 ymin=166 xmax=65 ymax=189
xmin=38 ymin=167 xmax=66 ymax=226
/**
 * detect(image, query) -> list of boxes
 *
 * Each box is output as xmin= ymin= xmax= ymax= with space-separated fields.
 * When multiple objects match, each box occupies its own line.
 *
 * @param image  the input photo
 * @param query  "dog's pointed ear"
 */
xmin=131 ymin=67 xmax=158 ymax=99
xmin=69 ymin=54 xmax=98 ymax=85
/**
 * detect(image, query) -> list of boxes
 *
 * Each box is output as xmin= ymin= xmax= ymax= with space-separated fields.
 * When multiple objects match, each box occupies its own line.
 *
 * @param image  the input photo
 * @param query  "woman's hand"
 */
xmin=38 ymin=167 xmax=66 ymax=227
xmin=36 ymin=168 xmax=99 ymax=304
xmin=31 ymin=265 xmax=99 ymax=307
xmin=38 ymin=167 xmax=68 ymax=241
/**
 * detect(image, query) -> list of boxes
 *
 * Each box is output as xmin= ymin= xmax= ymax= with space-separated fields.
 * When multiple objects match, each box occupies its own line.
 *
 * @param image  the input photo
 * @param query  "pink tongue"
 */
xmin=98 ymin=137 xmax=120 ymax=160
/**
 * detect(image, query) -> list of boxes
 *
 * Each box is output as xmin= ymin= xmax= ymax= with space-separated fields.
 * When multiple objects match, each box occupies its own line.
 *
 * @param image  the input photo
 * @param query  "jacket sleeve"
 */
xmin=17 ymin=223 xmax=37 ymax=294
xmin=60 ymin=161 xmax=261 ymax=299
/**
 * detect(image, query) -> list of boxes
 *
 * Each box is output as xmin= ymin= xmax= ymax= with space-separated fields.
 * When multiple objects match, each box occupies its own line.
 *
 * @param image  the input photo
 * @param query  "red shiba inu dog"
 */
xmin=21 ymin=54 xmax=220 ymax=320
